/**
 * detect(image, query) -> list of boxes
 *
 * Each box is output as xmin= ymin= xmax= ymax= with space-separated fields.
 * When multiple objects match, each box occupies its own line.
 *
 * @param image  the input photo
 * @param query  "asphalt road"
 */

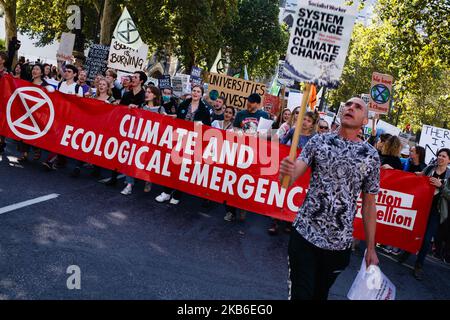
xmin=1 ymin=139 xmax=450 ymax=300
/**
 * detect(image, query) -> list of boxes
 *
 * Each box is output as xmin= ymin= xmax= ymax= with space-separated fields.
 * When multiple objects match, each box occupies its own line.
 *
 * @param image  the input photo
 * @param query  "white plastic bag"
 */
xmin=347 ymin=252 xmax=396 ymax=300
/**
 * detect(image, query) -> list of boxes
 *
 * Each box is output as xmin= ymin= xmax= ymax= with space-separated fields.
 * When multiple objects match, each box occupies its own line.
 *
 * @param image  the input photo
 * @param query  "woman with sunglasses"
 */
xmin=317 ymin=119 xmax=330 ymax=134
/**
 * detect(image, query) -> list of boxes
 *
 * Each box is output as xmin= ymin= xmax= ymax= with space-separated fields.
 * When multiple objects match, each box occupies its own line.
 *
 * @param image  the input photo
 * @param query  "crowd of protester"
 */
xmin=1 ymin=52 xmax=449 ymax=283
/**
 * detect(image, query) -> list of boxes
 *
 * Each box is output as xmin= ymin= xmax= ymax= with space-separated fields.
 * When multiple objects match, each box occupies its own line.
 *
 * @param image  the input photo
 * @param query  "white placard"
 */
xmin=376 ymin=120 xmax=401 ymax=137
xmin=56 ymin=32 xmax=75 ymax=62
xmin=287 ymin=91 xmax=303 ymax=111
xmin=419 ymin=124 xmax=450 ymax=164
xmin=112 ymin=7 xmax=143 ymax=50
xmin=283 ymin=0 xmax=358 ymax=88
xmin=107 ymin=39 xmax=148 ymax=72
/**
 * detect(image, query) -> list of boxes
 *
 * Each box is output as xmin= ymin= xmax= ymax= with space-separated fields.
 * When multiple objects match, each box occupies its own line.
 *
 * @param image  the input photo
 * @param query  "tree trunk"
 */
xmin=99 ymin=0 xmax=119 ymax=45
xmin=3 ymin=0 xmax=17 ymax=68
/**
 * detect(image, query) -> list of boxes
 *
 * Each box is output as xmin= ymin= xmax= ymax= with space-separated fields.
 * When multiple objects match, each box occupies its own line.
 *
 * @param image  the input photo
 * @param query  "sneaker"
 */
xmin=155 ymin=192 xmax=171 ymax=203
xmin=413 ymin=265 xmax=423 ymax=281
xmin=70 ymin=167 xmax=81 ymax=178
xmin=224 ymin=212 xmax=235 ymax=222
xmin=144 ymin=182 xmax=152 ymax=193
xmin=121 ymin=184 xmax=133 ymax=195
xmin=169 ymin=198 xmax=180 ymax=205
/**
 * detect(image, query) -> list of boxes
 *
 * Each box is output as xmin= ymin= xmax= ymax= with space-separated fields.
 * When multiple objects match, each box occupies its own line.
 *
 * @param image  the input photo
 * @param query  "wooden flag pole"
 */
xmin=282 ymin=83 xmax=312 ymax=189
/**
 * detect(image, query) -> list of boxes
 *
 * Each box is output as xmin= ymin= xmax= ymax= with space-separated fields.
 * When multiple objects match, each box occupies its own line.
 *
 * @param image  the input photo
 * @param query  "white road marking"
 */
xmin=0 ymin=193 xmax=60 ymax=215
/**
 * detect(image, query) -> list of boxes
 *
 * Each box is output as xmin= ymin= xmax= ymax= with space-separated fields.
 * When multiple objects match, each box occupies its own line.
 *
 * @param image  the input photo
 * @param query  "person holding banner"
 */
xmin=280 ymin=97 xmax=380 ymax=300
xmin=0 ymin=52 xmax=9 ymax=154
xmin=161 ymin=87 xmax=178 ymax=117
xmin=233 ymin=93 xmax=270 ymax=134
xmin=280 ymin=110 xmax=319 ymax=148
xmin=121 ymin=85 xmax=163 ymax=195
xmin=42 ymin=64 xmax=83 ymax=171
xmin=17 ymin=64 xmax=52 ymax=163
xmin=104 ymin=71 xmax=147 ymax=186
xmin=105 ymin=69 xmax=123 ymax=102
xmin=210 ymin=96 xmax=226 ymax=123
xmin=155 ymin=84 xmax=211 ymax=205
xmin=409 ymin=148 xmax=450 ymax=280
xmin=211 ymin=106 xmax=235 ymax=131
xmin=275 ymin=108 xmax=295 ymax=141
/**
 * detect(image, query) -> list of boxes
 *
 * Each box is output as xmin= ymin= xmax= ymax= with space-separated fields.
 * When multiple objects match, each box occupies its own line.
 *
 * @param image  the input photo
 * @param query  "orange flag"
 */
xmin=309 ymin=84 xmax=317 ymax=110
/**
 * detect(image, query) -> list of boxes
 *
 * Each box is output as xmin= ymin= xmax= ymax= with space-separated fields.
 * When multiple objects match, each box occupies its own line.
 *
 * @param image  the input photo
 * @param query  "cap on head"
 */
xmin=247 ymin=93 xmax=261 ymax=104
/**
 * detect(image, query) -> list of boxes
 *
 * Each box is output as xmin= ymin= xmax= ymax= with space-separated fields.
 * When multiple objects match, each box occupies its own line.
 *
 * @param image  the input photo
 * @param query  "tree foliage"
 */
xmin=16 ymin=0 xmax=102 ymax=46
xmin=13 ymin=0 xmax=287 ymax=77
xmin=328 ymin=0 xmax=450 ymax=131
xmin=224 ymin=0 xmax=289 ymax=79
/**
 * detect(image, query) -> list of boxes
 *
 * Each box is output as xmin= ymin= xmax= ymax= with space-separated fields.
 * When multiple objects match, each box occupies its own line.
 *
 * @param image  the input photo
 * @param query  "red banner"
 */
xmin=0 ymin=75 xmax=435 ymax=253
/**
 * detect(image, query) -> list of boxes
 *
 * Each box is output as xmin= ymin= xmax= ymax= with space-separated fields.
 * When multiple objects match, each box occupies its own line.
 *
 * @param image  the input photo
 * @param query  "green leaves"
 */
xmin=328 ymin=0 xmax=449 ymax=131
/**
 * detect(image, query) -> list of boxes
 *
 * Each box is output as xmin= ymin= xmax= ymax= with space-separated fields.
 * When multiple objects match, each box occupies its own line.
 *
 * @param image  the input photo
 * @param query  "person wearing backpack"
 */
xmin=43 ymin=64 xmax=83 ymax=170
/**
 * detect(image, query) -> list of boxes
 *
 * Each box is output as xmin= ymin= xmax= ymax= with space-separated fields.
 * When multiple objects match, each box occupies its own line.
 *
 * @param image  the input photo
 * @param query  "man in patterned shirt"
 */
xmin=280 ymin=97 xmax=381 ymax=300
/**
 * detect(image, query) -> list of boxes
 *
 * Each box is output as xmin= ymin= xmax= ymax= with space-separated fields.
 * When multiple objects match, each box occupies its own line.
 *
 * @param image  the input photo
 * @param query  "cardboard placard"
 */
xmin=85 ymin=44 xmax=110 ymax=82
xmin=207 ymin=72 xmax=266 ymax=110
xmin=107 ymin=39 xmax=148 ymax=72
xmin=419 ymin=124 xmax=450 ymax=164
xmin=369 ymin=72 xmax=393 ymax=114
xmin=158 ymin=75 xmax=171 ymax=90
xmin=56 ymin=32 xmax=75 ymax=62
xmin=283 ymin=0 xmax=358 ymax=88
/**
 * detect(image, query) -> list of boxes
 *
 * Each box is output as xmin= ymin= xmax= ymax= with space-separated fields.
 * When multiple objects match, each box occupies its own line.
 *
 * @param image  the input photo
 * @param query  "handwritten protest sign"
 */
xmin=283 ymin=0 xmax=358 ymax=88
xmin=172 ymin=74 xmax=191 ymax=97
xmin=369 ymin=72 xmax=393 ymax=114
xmin=56 ymin=32 xmax=75 ymax=62
xmin=419 ymin=125 xmax=450 ymax=164
xmin=107 ymin=39 xmax=148 ymax=72
xmin=84 ymin=44 xmax=110 ymax=82
xmin=158 ymin=75 xmax=171 ymax=90
xmin=190 ymin=66 xmax=203 ymax=85
xmin=207 ymin=72 xmax=266 ymax=109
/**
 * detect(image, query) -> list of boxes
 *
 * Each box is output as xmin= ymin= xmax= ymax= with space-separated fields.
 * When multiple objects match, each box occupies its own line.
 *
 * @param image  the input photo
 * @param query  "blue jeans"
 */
xmin=125 ymin=176 xmax=134 ymax=185
xmin=416 ymin=210 xmax=440 ymax=266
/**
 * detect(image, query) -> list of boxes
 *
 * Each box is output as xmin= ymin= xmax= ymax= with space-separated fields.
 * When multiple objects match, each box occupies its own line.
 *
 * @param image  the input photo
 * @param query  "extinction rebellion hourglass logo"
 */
xmin=6 ymin=87 xmax=55 ymax=140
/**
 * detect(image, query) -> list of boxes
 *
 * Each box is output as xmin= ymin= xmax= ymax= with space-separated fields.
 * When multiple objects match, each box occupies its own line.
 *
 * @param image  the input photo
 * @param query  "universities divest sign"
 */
xmin=207 ymin=73 xmax=266 ymax=110
xmin=0 ymin=75 xmax=434 ymax=253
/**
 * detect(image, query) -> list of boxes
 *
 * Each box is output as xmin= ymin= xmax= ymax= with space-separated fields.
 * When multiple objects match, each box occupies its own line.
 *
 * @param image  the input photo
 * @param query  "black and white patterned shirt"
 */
xmin=294 ymin=132 xmax=380 ymax=250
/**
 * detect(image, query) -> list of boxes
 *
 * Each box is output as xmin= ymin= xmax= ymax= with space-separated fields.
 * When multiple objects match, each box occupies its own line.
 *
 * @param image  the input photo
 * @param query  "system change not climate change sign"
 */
xmin=283 ymin=0 xmax=358 ymax=88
